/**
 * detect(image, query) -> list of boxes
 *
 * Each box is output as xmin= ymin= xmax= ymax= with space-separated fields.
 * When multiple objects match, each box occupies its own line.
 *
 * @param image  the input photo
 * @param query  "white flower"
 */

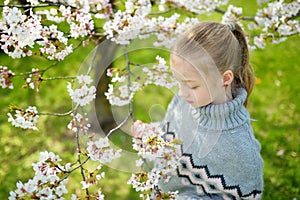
xmin=96 ymin=190 xmax=105 ymax=200
xmin=136 ymin=158 xmax=144 ymax=167
xmin=8 ymin=106 xmax=39 ymax=130
xmin=129 ymin=121 xmax=181 ymax=193
xmin=1 ymin=7 xmax=42 ymax=59
xmin=67 ymin=75 xmax=96 ymax=106
xmin=67 ymin=113 xmax=91 ymax=134
xmin=55 ymin=184 xmax=68 ymax=196
xmin=80 ymin=180 xmax=93 ymax=189
xmin=128 ymin=169 xmax=160 ymax=192
xmin=251 ymin=0 xmax=300 ymax=48
xmin=254 ymin=35 xmax=266 ymax=49
xmin=10 ymin=151 xmax=69 ymax=199
xmin=0 ymin=66 xmax=14 ymax=89
xmin=96 ymin=172 xmax=105 ymax=180
xmin=222 ymin=5 xmax=243 ymax=27
xmin=87 ymin=137 xmax=122 ymax=164
xmin=71 ymin=194 xmax=77 ymax=200
xmin=70 ymin=9 xmax=94 ymax=39
xmin=26 ymin=0 xmax=39 ymax=6
xmin=103 ymin=0 xmax=151 ymax=44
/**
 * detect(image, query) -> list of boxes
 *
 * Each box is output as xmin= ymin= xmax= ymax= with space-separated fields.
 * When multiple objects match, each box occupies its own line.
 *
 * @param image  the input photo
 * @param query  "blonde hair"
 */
xmin=172 ymin=22 xmax=255 ymax=106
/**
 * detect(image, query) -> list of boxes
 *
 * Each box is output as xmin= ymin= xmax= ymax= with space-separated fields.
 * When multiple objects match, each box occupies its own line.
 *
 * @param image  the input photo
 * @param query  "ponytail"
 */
xmin=173 ymin=22 xmax=255 ymax=107
xmin=231 ymin=23 xmax=255 ymax=107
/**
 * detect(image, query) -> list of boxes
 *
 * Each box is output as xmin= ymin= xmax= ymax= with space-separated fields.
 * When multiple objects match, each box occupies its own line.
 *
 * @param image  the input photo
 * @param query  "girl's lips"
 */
xmin=186 ymin=100 xmax=194 ymax=104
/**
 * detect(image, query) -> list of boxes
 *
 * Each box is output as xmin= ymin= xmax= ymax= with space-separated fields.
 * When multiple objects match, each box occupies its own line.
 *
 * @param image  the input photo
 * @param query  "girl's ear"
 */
xmin=222 ymin=70 xmax=234 ymax=86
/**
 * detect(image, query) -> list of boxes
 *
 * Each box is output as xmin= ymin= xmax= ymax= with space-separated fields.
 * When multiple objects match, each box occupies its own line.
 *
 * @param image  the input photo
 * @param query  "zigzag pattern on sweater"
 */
xmin=164 ymin=132 xmax=262 ymax=200
xmin=177 ymin=153 xmax=262 ymax=199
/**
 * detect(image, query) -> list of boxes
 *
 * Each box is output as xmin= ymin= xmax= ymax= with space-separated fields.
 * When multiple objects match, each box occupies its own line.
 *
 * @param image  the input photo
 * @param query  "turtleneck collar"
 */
xmin=191 ymin=88 xmax=250 ymax=131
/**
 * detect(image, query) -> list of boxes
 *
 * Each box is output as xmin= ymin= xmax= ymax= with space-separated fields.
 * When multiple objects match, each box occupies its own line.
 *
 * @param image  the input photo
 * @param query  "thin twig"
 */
xmin=0 ymin=3 xmax=63 ymax=8
xmin=128 ymin=62 xmax=146 ymax=68
xmin=106 ymin=112 xmax=131 ymax=138
xmin=124 ymin=45 xmax=135 ymax=122
xmin=87 ymin=45 xmax=99 ymax=76
xmin=42 ymin=76 xmax=77 ymax=81
xmin=58 ymin=157 xmax=90 ymax=184
xmin=75 ymin=124 xmax=89 ymax=198
xmin=38 ymin=110 xmax=73 ymax=116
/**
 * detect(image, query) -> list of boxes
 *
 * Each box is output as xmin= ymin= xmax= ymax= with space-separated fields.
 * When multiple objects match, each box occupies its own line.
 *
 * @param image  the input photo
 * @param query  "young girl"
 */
xmin=132 ymin=22 xmax=263 ymax=199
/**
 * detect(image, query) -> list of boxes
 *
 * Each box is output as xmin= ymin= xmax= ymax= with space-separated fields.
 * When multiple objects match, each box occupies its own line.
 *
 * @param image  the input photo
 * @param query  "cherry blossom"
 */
xmin=7 ymin=106 xmax=39 ymax=130
xmin=0 ymin=66 xmax=14 ymax=89
xmin=0 ymin=7 xmax=42 ymax=58
xmin=9 ymin=151 xmax=69 ymax=200
xmin=251 ymin=0 xmax=300 ymax=48
xmin=129 ymin=121 xmax=181 ymax=196
xmin=23 ymin=68 xmax=43 ymax=92
xmin=37 ymin=25 xmax=73 ymax=61
xmin=67 ymin=113 xmax=91 ymax=134
xmin=128 ymin=169 xmax=161 ymax=192
xmin=222 ymin=5 xmax=243 ymax=27
xmin=95 ymin=190 xmax=105 ymax=200
xmin=67 ymin=75 xmax=96 ymax=106
xmin=86 ymin=137 xmax=122 ymax=163
xmin=105 ymin=55 xmax=176 ymax=106
xmin=143 ymin=56 xmax=177 ymax=89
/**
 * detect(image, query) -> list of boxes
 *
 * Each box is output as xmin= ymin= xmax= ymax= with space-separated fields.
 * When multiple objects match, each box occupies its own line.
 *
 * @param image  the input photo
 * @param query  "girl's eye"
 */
xmin=190 ymin=86 xmax=199 ymax=89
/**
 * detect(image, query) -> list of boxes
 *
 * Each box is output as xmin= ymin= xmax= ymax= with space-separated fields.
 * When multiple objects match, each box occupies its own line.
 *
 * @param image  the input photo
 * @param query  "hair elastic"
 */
xmin=227 ymin=22 xmax=236 ymax=31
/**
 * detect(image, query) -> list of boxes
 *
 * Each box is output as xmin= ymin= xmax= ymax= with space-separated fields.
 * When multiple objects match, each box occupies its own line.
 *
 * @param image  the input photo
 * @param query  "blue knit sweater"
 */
xmin=159 ymin=88 xmax=264 ymax=199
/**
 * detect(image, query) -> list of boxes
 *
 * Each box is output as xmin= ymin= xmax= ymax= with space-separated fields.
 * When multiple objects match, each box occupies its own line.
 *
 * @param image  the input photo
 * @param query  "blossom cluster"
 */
xmin=105 ymin=56 xmax=177 ymax=106
xmin=7 ymin=106 xmax=39 ymax=130
xmin=0 ymin=2 xmax=96 ymax=61
xmin=139 ymin=190 xmax=179 ymax=200
xmin=104 ymin=6 xmax=199 ymax=48
xmin=0 ymin=66 xmax=14 ymax=89
xmin=23 ymin=68 xmax=43 ymax=92
xmin=81 ymin=169 xmax=105 ymax=190
xmin=67 ymin=113 xmax=91 ymax=134
xmin=128 ymin=121 xmax=180 ymax=197
xmin=143 ymin=56 xmax=177 ymax=89
xmin=67 ymin=75 xmax=96 ymax=107
xmin=36 ymin=5 xmax=95 ymax=39
xmin=103 ymin=0 xmax=151 ymax=45
xmin=37 ymin=24 xmax=73 ymax=61
xmin=86 ymin=137 xmax=122 ymax=164
xmin=221 ymin=5 xmax=243 ymax=27
xmin=1 ymin=0 xmax=299 ymax=62
xmin=0 ymin=7 xmax=42 ymax=58
xmin=250 ymin=0 xmax=300 ymax=48
xmin=9 ymin=151 xmax=70 ymax=200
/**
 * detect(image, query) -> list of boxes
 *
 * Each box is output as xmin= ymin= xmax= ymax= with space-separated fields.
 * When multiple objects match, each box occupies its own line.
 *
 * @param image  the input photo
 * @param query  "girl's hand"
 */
xmin=131 ymin=120 xmax=146 ymax=138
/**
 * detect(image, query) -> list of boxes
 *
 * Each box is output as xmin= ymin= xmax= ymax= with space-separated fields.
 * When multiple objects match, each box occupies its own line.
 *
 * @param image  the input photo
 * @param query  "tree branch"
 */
xmin=0 ymin=3 xmax=66 ymax=9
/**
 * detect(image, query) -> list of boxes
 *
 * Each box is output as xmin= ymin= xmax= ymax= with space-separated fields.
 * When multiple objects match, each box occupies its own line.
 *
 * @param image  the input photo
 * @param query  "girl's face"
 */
xmin=171 ymin=55 xmax=213 ymax=108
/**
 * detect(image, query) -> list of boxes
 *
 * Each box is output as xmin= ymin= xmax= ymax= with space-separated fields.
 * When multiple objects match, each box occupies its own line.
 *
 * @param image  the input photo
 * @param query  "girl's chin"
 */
xmin=188 ymin=101 xmax=211 ymax=108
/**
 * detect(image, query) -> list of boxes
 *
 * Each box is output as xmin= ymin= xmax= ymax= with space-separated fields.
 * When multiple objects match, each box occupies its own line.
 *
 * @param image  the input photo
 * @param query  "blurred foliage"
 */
xmin=0 ymin=0 xmax=300 ymax=199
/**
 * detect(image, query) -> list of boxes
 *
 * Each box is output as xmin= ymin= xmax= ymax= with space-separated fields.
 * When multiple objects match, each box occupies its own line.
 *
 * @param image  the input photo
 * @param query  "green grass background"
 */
xmin=0 ymin=0 xmax=299 ymax=199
